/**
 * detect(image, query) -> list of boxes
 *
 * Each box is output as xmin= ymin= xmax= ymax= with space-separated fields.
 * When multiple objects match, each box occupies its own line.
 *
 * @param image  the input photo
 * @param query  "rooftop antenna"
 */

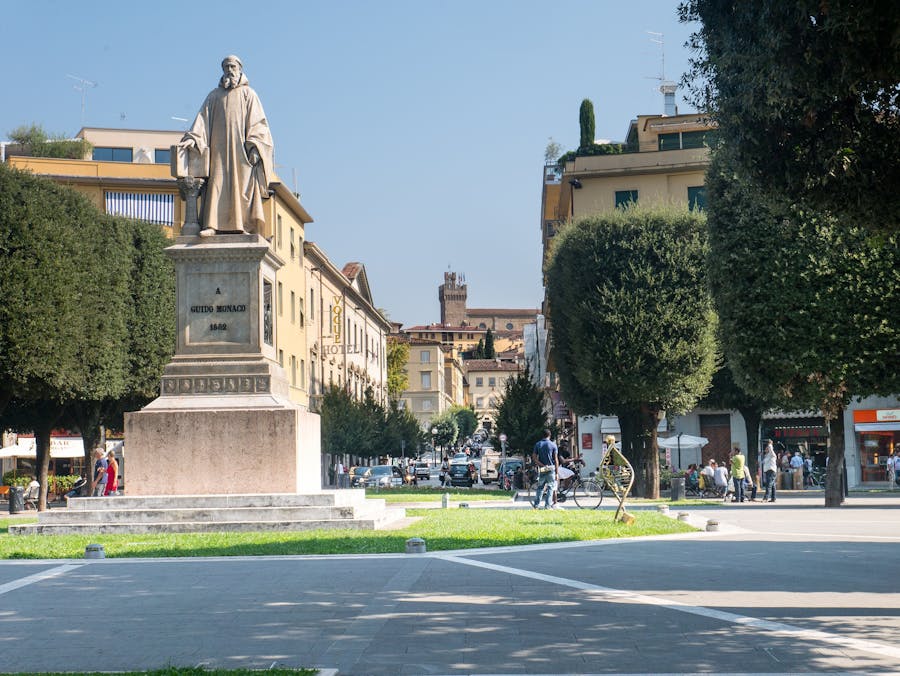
xmin=67 ymin=74 xmax=97 ymax=127
xmin=645 ymin=32 xmax=677 ymax=115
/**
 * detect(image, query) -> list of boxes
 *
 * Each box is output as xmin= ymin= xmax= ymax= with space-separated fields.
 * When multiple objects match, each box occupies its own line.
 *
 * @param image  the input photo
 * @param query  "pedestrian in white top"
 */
xmin=712 ymin=461 xmax=729 ymax=499
xmin=762 ymin=440 xmax=778 ymax=502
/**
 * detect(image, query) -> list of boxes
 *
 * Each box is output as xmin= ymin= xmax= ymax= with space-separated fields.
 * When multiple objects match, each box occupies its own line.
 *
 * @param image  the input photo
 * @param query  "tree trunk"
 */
xmin=619 ymin=405 xmax=660 ymax=498
xmin=72 ymin=401 xmax=105 ymax=497
xmin=739 ymin=406 xmax=763 ymax=476
xmin=825 ymin=405 xmax=846 ymax=508
xmin=33 ymin=421 xmax=54 ymax=512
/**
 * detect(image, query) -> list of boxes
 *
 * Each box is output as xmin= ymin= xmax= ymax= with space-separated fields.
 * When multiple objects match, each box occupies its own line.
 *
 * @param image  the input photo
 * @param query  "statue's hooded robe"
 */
xmin=183 ymin=71 xmax=274 ymax=233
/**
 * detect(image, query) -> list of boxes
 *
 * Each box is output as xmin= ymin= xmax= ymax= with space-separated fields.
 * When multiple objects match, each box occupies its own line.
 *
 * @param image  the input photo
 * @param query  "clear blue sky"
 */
xmin=3 ymin=0 xmax=698 ymax=328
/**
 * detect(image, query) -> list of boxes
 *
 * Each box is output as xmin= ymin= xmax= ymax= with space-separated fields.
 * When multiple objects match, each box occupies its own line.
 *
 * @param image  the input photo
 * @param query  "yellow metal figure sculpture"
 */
xmin=600 ymin=435 xmax=635 ymax=524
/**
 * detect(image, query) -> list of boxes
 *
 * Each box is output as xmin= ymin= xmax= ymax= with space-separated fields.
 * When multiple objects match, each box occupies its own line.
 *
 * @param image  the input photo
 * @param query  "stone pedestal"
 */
xmin=125 ymin=234 xmax=321 ymax=496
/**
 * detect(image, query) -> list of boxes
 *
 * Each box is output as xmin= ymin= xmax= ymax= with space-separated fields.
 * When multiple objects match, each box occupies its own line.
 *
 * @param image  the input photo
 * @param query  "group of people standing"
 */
xmin=692 ymin=445 xmax=766 ymax=502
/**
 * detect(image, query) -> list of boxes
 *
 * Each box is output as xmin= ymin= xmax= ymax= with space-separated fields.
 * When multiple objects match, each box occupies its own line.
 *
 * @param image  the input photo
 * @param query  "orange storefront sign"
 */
xmin=854 ymin=409 xmax=900 ymax=423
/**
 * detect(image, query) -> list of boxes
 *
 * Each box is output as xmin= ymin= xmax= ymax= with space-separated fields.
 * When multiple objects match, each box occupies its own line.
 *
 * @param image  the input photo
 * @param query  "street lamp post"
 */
xmin=499 ymin=433 xmax=507 ymax=488
xmin=431 ymin=427 xmax=438 ymax=465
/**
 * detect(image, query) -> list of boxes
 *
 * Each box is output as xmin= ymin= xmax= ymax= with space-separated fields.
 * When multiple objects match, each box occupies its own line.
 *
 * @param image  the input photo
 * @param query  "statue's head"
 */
xmin=220 ymin=55 xmax=243 ymax=88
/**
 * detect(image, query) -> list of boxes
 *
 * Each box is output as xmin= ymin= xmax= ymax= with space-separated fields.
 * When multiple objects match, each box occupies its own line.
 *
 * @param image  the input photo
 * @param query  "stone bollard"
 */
xmin=657 ymin=504 xmax=669 ymax=514
xmin=677 ymin=512 xmax=690 ymax=522
xmin=441 ymin=493 xmax=450 ymax=509
xmin=706 ymin=519 xmax=720 ymax=532
xmin=405 ymin=537 xmax=426 ymax=554
xmin=85 ymin=544 xmax=106 ymax=559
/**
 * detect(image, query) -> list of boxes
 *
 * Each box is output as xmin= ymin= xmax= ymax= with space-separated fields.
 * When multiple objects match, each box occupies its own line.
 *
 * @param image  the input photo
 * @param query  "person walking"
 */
xmin=886 ymin=452 xmax=895 ymax=485
xmin=762 ymin=439 xmax=777 ymax=502
xmin=104 ymin=450 xmax=119 ymax=496
xmin=90 ymin=448 xmax=108 ymax=497
xmin=730 ymin=446 xmax=746 ymax=503
xmin=531 ymin=429 xmax=560 ymax=510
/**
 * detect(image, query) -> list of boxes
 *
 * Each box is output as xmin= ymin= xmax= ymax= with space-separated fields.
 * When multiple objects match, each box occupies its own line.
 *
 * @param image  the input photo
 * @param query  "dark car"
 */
xmin=349 ymin=466 xmax=369 ymax=487
xmin=449 ymin=462 xmax=477 ymax=488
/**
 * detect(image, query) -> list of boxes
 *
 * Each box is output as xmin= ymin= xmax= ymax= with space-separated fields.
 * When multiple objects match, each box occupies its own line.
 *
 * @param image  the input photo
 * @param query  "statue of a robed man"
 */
xmin=178 ymin=55 xmax=274 ymax=236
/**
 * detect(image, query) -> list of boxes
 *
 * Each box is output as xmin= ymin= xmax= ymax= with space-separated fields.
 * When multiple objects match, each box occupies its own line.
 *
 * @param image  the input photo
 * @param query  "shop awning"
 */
xmin=0 ymin=439 xmax=122 ymax=459
xmin=855 ymin=422 xmax=900 ymax=432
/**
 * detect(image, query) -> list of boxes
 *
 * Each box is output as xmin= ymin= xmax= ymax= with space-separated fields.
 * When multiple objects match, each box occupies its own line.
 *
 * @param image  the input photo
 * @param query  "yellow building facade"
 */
xmin=466 ymin=359 xmax=522 ymax=432
xmin=304 ymin=243 xmax=391 ymax=411
xmin=396 ymin=337 xmax=467 ymax=429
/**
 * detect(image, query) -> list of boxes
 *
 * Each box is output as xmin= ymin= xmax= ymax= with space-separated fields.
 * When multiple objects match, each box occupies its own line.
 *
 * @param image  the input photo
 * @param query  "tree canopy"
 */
xmin=320 ymin=385 xmax=421 ymax=460
xmin=7 ymin=123 xmax=92 ymax=160
xmin=705 ymin=144 xmax=900 ymax=504
xmin=491 ymin=367 xmax=548 ymax=456
xmin=545 ymin=206 xmax=718 ymax=496
xmin=579 ymin=98 xmax=595 ymax=150
xmin=448 ymin=404 xmax=477 ymax=441
xmin=680 ymin=0 xmax=900 ymax=233
xmin=385 ymin=337 xmax=409 ymax=401
xmin=0 ymin=165 xmax=175 ymax=507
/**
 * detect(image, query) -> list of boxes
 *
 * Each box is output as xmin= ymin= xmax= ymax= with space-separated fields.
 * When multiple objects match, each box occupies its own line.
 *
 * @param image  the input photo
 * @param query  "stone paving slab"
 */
xmin=1 ymin=495 xmax=899 ymax=674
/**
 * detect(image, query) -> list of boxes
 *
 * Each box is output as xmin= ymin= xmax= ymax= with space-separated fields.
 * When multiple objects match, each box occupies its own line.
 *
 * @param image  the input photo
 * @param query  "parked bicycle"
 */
xmin=555 ymin=458 xmax=607 ymax=509
xmin=808 ymin=467 xmax=827 ymax=488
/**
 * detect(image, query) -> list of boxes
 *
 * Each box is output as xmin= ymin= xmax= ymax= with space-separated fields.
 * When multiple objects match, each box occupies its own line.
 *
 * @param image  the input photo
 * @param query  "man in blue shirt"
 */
xmin=531 ymin=429 xmax=560 ymax=510
xmin=91 ymin=448 xmax=108 ymax=497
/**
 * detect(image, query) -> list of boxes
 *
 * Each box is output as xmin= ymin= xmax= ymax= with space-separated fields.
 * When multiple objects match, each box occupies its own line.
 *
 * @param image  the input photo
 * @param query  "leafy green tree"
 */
xmin=491 ymin=367 xmax=548 ymax=456
xmin=0 ymin=166 xmax=176 ymax=506
xmin=483 ymin=329 xmax=496 ymax=359
xmin=680 ymin=0 xmax=900 ymax=233
xmin=448 ymin=404 xmax=477 ymax=441
xmin=705 ymin=145 xmax=900 ymax=506
xmin=385 ymin=337 xmax=409 ymax=401
xmin=429 ymin=411 xmax=459 ymax=455
xmin=320 ymin=385 xmax=369 ymax=458
xmin=7 ymin=123 xmax=92 ymax=160
xmin=383 ymin=401 xmax=423 ymax=458
xmin=546 ymin=206 xmax=718 ymax=497
xmin=578 ymin=98 xmax=595 ymax=151
xmin=0 ymin=166 xmax=115 ymax=507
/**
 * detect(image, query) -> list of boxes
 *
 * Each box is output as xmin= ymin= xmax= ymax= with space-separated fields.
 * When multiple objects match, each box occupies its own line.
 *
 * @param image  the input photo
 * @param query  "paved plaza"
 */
xmin=2 ymin=492 xmax=899 ymax=675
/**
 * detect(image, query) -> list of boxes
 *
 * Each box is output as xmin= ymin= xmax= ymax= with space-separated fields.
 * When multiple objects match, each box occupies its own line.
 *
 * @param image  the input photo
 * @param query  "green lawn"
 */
xmin=366 ymin=486 xmax=513 ymax=502
xmin=0 ymin=508 xmax=695 ymax=559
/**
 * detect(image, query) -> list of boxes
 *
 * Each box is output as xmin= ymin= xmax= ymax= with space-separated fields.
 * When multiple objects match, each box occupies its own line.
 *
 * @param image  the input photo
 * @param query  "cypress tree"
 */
xmin=579 ymin=99 xmax=595 ymax=150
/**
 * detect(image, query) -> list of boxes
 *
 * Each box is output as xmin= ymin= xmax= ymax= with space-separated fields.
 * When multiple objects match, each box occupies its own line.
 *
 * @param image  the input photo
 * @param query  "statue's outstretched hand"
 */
xmin=247 ymin=146 xmax=261 ymax=166
xmin=178 ymin=138 xmax=197 ymax=149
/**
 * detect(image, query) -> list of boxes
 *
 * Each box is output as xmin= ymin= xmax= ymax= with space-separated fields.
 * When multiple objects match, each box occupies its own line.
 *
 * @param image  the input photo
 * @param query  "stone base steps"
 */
xmin=9 ymin=491 xmax=406 ymax=535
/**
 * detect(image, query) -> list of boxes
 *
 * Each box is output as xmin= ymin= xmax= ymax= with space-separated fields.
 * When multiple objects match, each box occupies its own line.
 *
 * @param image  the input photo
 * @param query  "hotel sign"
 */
xmin=331 ymin=295 xmax=343 ymax=345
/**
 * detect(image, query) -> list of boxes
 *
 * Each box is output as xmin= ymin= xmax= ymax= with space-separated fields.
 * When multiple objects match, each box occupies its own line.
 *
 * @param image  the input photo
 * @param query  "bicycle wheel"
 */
xmin=573 ymin=479 xmax=604 ymax=509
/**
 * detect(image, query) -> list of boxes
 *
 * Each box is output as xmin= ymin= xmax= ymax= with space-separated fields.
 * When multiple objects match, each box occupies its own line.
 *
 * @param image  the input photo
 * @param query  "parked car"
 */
xmin=414 ymin=462 xmax=430 ymax=480
xmin=349 ymin=466 xmax=369 ymax=487
xmin=449 ymin=461 xmax=478 ymax=488
xmin=497 ymin=459 xmax=524 ymax=490
xmin=365 ymin=464 xmax=405 ymax=488
xmin=450 ymin=452 xmax=470 ymax=465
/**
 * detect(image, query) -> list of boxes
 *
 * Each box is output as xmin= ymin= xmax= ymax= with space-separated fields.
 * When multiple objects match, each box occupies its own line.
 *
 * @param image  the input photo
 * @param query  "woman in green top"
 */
xmin=730 ymin=446 xmax=746 ymax=503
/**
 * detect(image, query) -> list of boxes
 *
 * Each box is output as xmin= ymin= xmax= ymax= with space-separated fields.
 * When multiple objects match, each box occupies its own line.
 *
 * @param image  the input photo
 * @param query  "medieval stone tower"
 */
xmin=439 ymin=271 xmax=467 ymax=326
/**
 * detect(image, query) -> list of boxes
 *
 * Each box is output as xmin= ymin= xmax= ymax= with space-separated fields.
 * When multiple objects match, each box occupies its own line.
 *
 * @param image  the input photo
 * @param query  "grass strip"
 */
xmin=0 ymin=509 xmax=694 ymax=560
xmin=366 ymin=486 xmax=513 ymax=502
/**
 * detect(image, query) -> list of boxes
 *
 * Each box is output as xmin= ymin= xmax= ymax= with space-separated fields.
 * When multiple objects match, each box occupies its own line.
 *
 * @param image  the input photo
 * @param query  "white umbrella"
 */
xmin=657 ymin=434 xmax=709 ymax=449
xmin=658 ymin=433 xmax=709 ymax=470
